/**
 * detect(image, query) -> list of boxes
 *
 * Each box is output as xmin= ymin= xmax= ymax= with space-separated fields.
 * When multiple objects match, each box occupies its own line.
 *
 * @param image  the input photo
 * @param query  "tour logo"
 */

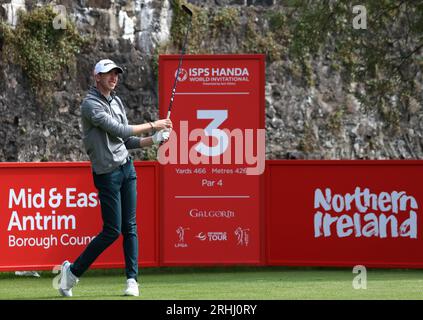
xmin=195 ymin=232 xmax=227 ymax=242
xmin=314 ymin=187 xmax=418 ymax=239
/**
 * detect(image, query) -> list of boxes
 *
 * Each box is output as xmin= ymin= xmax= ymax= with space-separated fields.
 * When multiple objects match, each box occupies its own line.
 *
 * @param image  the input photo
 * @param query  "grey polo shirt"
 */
xmin=80 ymin=86 xmax=141 ymax=174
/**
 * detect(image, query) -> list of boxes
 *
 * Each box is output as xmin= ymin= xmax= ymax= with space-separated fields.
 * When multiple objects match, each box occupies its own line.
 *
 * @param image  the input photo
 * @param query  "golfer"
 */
xmin=58 ymin=59 xmax=172 ymax=297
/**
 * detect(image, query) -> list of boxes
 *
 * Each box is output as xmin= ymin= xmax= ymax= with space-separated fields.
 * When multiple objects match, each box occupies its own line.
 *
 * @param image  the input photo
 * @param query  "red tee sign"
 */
xmin=158 ymin=55 xmax=265 ymax=265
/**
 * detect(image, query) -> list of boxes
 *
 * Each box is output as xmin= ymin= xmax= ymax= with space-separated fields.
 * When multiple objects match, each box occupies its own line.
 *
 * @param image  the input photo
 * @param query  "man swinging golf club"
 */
xmin=57 ymin=59 xmax=172 ymax=297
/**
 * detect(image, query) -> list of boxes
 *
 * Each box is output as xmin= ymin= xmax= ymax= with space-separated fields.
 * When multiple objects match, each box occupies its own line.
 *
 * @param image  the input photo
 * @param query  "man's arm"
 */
xmin=81 ymin=100 xmax=171 ymax=138
xmin=124 ymin=136 xmax=154 ymax=149
xmin=125 ymin=131 xmax=170 ymax=149
xmin=140 ymin=137 xmax=154 ymax=147
xmin=82 ymin=100 xmax=136 ymax=138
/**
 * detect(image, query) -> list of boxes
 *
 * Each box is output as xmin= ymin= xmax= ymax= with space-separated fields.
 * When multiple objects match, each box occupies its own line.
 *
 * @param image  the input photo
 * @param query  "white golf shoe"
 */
xmin=124 ymin=278 xmax=139 ymax=296
xmin=58 ymin=260 xmax=79 ymax=297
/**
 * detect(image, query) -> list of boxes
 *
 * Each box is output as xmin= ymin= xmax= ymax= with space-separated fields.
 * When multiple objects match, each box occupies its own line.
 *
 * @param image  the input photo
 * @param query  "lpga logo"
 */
xmin=175 ymin=226 xmax=190 ymax=248
xmin=235 ymin=227 xmax=250 ymax=246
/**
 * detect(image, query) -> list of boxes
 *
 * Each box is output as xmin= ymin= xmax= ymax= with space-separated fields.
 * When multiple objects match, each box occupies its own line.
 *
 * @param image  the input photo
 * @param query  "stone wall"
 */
xmin=0 ymin=0 xmax=422 ymax=162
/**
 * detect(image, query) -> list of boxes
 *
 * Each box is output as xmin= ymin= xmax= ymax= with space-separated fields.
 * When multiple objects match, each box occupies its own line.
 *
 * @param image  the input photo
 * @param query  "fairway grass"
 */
xmin=1 ymin=267 xmax=423 ymax=300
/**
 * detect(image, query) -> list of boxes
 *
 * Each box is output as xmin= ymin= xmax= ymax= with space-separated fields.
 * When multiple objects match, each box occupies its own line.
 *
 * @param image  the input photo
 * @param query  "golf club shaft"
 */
xmin=167 ymin=10 xmax=192 ymax=119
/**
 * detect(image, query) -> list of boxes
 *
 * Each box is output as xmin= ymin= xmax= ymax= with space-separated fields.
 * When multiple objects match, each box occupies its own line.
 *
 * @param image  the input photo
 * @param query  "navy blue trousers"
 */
xmin=71 ymin=159 xmax=138 ymax=280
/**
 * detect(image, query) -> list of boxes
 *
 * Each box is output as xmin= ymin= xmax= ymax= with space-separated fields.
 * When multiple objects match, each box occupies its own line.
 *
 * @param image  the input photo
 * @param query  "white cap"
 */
xmin=94 ymin=59 xmax=123 ymax=75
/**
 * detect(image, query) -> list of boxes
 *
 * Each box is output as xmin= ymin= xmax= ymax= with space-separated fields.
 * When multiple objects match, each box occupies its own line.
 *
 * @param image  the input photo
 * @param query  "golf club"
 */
xmin=166 ymin=4 xmax=193 ymax=120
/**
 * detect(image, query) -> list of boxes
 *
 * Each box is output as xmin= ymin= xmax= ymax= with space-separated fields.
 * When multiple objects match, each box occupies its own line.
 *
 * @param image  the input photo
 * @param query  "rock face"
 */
xmin=0 ymin=0 xmax=422 ymax=162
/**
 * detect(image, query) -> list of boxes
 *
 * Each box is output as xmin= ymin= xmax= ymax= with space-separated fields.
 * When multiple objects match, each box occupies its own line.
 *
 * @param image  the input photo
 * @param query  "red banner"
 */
xmin=158 ymin=54 xmax=265 ymax=265
xmin=3 ymin=159 xmax=423 ymax=270
xmin=0 ymin=162 xmax=159 ymax=271
xmin=266 ymin=160 xmax=423 ymax=268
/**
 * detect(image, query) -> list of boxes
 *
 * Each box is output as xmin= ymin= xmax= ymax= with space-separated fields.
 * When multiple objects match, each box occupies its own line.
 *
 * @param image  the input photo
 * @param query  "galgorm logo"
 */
xmin=189 ymin=209 xmax=235 ymax=219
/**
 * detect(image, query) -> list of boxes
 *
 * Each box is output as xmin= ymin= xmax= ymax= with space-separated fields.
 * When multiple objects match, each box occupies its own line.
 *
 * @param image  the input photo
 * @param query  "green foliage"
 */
xmin=167 ymin=0 xmax=214 ymax=54
xmin=151 ymin=45 xmax=160 ymax=81
xmin=286 ymin=0 xmax=423 ymax=131
xmin=210 ymin=7 xmax=240 ymax=38
xmin=169 ymin=0 xmax=191 ymax=50
xmin=268 ymin=11 xmax=285 ymax=32
xmin=162 ymin=1 xmax=288 ymax=60
xmin=144 ymin=143 xmax=159 ymax=161
xmin=1 ymin=5 xmax=84 ymax=105
xmin=327 ymin=106 xmax=346 ymax=135
xmin=298 ymin=123 xmax=317 ymax=153
xmin=159 ymin=0 xmax=422 ymax=134
xmin=242 ymin=10 xmax=285 ymax=61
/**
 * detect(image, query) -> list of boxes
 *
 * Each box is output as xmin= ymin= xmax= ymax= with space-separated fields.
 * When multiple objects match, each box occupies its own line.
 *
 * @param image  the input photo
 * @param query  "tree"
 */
xmin=288 ymin=0 xmax=423 ymax=130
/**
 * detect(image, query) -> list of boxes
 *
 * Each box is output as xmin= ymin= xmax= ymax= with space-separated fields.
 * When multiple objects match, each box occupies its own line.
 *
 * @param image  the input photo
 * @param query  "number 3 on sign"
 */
xmin=195 ymin=110 xmax=229 ymax=157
